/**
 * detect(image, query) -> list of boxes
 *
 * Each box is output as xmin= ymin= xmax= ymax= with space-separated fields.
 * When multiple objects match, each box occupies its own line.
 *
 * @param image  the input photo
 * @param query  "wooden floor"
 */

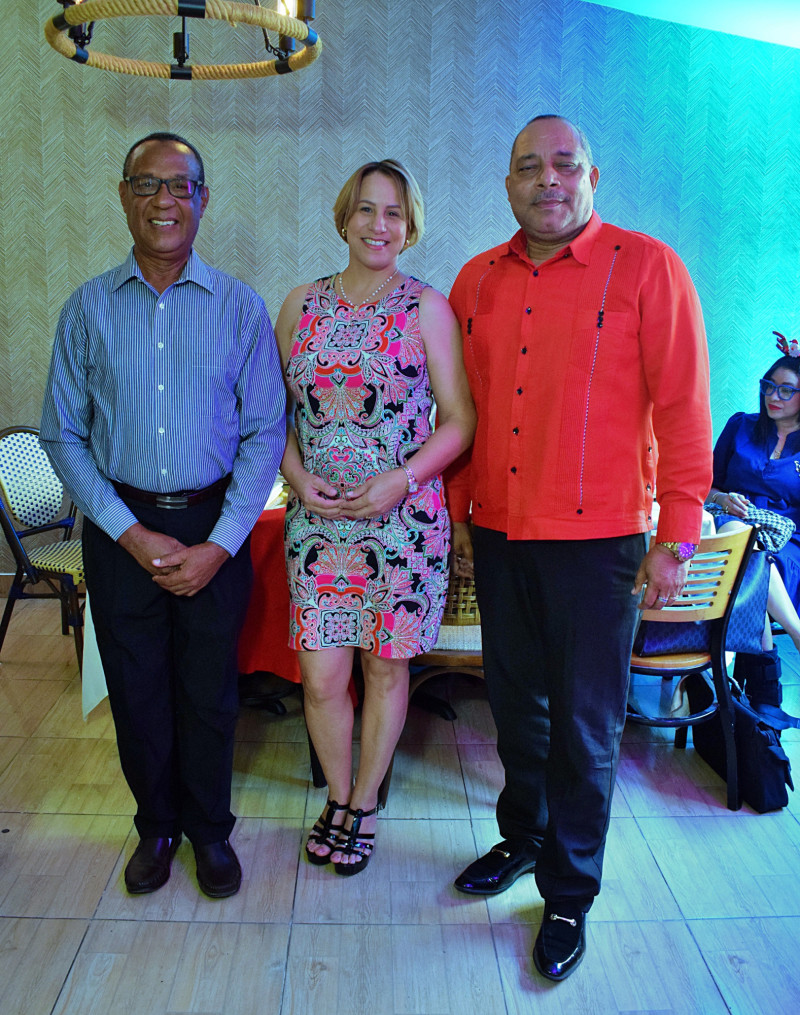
xmin=1 ymin=600 xmax=800 ymax=1014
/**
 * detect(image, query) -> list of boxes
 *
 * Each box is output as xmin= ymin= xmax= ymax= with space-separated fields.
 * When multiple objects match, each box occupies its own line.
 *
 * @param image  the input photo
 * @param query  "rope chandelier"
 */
xmin=44 ymin=0 xmax=321 ymax=80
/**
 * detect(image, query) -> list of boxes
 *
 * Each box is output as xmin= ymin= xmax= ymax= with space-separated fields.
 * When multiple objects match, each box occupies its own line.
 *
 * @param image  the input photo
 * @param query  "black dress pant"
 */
xmin=83 ymin=493 xmax=252 ymax=845
xmin=472 ymin=526 xmax=644 ymax=907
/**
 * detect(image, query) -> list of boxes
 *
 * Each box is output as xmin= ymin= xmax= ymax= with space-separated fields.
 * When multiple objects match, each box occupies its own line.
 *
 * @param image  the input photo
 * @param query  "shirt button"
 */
xmin=158 ymin=427 xmax=165 ymax=434
xmin=158 ymin=303 xmax=165 ymax=310
xmin=158 ymin=384 xmax=164 ymax=391
xmin=521 ymin=347 xmax=527 ymax=354
xmin=533 ymin=270 xmax=539 ymax=277
xmin=157 ymin=342 xmax=164 ymax=349
xmin=525 ymin=308 xmax=532 ymax=314
xmin=513 ymin=427 xmax=519 ymax=435
xmin=510 ymin=466 xmax=517 ymax=474
xmin=517 ymin=387 xmax=523 ymax=395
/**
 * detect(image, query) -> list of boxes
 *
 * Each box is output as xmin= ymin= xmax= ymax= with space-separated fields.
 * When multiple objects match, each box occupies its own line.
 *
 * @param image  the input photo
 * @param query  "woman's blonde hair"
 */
xmin=333 ymin=159 xmax=425 ymax=248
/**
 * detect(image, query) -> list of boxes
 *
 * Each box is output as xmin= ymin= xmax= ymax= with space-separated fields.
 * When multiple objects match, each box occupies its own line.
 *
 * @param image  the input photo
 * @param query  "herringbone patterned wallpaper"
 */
xmin=1 ymin=1 xmax=799 ymax=566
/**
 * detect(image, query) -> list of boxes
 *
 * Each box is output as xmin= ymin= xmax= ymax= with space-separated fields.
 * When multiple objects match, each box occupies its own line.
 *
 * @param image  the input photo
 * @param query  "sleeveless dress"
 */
xmin=284 ymin=275 xmax=450 ymax=658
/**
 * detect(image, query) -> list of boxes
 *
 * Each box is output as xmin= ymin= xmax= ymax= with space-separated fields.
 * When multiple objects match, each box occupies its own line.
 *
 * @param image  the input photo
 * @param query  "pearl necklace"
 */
xmin=337 ymin=269 xmax=398 ymax=307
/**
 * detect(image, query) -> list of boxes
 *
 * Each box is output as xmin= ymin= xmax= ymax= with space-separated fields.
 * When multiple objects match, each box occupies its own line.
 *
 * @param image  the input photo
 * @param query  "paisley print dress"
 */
xmin=284 ymin=275 xmax=450 ymax=658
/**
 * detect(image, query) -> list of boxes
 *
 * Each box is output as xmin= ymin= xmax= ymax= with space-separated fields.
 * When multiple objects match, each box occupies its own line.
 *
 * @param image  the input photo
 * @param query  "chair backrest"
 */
xmin=639 ymin=525 xmax=757 ymax=626
xmin=0 ymin=427 xmax=66 ymax=531
xmin=440 ymin=573 xmax=481 ymax=627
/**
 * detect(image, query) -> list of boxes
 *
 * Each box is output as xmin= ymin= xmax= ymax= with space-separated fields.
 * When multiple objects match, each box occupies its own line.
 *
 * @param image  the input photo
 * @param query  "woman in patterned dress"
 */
xmin=275 ymin=160 xmax=475 ymax=875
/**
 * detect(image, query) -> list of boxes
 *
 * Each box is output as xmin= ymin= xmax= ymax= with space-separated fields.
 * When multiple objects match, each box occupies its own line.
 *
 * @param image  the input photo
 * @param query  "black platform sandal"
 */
xmin=305 ymin=798 xmax=348 ymax=866
xmin=333 ymin=804 xmax=379 ymax=877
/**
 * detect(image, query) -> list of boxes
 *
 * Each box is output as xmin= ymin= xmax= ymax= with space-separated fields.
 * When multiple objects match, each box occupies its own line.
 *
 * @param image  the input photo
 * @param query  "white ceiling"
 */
xmin=579 ymin=0 xmax=800 ymax=49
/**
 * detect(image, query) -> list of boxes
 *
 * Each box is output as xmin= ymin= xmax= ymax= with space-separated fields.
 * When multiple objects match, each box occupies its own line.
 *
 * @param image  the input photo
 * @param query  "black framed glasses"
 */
xmin=759 ymin=378 xmax=800 ymax=401
xmin=124 ymin=176 xmax=202 ymax=199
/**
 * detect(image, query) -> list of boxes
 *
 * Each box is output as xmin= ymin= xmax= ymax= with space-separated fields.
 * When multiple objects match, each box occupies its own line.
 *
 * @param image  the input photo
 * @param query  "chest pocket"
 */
xmin=569 ymin=309 xmax=636 ymax=379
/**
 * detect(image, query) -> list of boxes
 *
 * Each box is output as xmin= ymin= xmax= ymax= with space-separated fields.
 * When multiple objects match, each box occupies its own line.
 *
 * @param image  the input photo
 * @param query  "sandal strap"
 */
xmin=347 ymin=804 xmax=379 ymax=822
xmin=340 ymin=837 xmax=374 ymax=859
xmin=338 ymin=804 xmax=378 ymax=856
xmin=306 ymin=798 xmax=348 ymax=850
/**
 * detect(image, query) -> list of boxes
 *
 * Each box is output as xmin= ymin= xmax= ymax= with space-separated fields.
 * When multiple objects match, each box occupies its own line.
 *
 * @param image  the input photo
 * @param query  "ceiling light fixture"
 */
xmin=44 ymin=0 xmax=321 ymax=80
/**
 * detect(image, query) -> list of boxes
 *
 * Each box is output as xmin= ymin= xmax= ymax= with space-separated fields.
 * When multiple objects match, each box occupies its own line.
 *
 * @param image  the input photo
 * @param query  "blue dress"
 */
xmin=713 ymin=412 xmax=800 ymax=603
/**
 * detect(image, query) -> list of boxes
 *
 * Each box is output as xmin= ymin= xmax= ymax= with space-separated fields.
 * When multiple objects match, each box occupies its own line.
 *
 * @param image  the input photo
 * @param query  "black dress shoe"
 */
xmin=193 ymin=839 xmax=242 ymax=898
xmin=533 ymin=901 xmax=587 ymax=982
xmin=124 ymin=835 xmax=182 ymax=894
xmin=454 ymin=838 xmax=540 ymax=895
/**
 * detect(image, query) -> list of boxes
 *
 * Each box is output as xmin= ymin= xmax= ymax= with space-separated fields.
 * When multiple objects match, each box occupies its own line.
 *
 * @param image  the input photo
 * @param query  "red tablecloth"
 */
xmin=237 ymin=508 xmax=301 ymax=683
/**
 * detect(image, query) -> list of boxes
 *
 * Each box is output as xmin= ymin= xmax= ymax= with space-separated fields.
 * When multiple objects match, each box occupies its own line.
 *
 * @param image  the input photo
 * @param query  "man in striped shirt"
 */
xmin=41 ymin=132 xmax=286 ymax=900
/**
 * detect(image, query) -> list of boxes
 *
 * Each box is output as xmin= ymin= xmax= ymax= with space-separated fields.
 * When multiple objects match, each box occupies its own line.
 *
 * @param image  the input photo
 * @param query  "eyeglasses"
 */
xmin=759 ymin=378 xmax=800 ymax=401
xmin=124 ymin=176 xmax=202 ymax=199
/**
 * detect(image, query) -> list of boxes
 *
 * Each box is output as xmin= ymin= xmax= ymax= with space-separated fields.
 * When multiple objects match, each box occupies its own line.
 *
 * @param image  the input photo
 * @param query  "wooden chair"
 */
xmin=306 ymin=572 xmax=484 ymax=808
xmin=0 ymin=426 xmax=84 ymax=669
xmin=410 ymin=571 xmax=483 ymax=717
xmin=379 ymin=572 xmax=484 ymax=804
xmin=626 ymin=525 xmax=760 ymax=810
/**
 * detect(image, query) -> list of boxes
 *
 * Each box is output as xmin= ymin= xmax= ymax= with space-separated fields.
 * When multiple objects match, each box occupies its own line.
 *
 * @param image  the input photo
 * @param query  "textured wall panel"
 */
xmin=1 ymin=1 xmax=799 ymax=572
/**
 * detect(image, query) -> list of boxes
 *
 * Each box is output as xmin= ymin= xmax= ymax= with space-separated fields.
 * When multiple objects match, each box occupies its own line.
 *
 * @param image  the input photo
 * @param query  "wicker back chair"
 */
xmin=371 ymin=573 xmax=484 ymax=806
xmin=0 ymin=427 xmax=84 ymax=668
xmin=410 ymin=572 xmax=483 ymax=711
xmin=306 ymin=571 xmax=485 ymax=808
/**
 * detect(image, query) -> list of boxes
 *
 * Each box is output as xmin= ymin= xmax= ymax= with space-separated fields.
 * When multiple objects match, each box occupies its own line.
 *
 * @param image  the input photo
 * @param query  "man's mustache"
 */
xmin=531 ymin=193 xmax=569 ymax=204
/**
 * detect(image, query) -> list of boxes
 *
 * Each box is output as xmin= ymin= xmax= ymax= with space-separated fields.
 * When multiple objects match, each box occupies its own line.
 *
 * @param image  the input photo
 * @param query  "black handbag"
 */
xmin=684 ymin=671 xmax=794 ymax=812
xmin=633 ymin=550 xmax=769 ymax=656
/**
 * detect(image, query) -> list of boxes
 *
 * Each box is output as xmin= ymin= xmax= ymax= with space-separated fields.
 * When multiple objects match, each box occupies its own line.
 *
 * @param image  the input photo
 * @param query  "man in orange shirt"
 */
xmin=447 ymin=115 xmax=712 ymax=981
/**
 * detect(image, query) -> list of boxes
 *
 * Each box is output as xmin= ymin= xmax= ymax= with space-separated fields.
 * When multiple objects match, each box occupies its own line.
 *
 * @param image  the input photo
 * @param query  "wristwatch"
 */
xmin=657 ymin=541 xmax=698 ymax=561
xmin=402 ymin=464 xmax=418 ymax=494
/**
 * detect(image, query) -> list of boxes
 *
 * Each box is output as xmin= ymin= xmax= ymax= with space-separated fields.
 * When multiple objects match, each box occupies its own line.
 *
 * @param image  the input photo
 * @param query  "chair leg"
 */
xmin=409 ymin=665 xmax=459 ymax=720
xmin=307 ymin=730 xmax=328 ymax=789
xmin=0 ymin=571 xmax=25 ymax=655
xmin=0 ymin=593 xmax=18 ymax=654
xmin=72 ymin=608 xmax=84 ymax=672
xmin=411 ymin=687 xmax=457 ymax=721
xmin=63 ymin=581 xmax=84 ymax=671
xmin=378 ymin=754 xmax=393 ymax=810
xmin=711 ymin=657 xmax=741 ymax=810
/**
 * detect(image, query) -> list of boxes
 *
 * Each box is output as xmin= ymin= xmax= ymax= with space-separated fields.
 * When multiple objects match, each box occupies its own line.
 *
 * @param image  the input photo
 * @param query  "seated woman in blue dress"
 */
xmin=709 ymin=334 xmax=800 ymax=718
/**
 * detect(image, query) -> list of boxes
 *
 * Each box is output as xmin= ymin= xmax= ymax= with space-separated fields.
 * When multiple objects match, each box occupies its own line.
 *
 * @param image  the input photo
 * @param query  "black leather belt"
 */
xmin=112 ymin=475 xmax=230 ymax=510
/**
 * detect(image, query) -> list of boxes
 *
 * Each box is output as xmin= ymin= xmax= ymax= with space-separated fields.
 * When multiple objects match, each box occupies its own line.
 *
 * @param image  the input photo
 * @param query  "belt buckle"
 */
xmin=155 ymin=493 xmax=189 ymax=510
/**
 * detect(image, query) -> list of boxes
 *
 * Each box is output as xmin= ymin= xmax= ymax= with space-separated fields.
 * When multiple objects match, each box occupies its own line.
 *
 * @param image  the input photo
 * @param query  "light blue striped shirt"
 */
xmin=41 ymin=248 xmax=286 ymax=556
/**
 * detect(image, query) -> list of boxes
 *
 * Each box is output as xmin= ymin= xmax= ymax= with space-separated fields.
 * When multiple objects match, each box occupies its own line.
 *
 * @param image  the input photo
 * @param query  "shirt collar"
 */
xmin=505 ymin=210 xmax=603 ymax=267
xmin=111 ymin=247 xmax=214 ymax=293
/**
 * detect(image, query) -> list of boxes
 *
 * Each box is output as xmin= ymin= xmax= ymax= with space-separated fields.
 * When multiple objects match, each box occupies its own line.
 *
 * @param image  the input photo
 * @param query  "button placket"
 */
xmin=154 ymin=294 xmax=170 ymax=474
xmin=509 ymin=274 xmax=537 ymax=490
